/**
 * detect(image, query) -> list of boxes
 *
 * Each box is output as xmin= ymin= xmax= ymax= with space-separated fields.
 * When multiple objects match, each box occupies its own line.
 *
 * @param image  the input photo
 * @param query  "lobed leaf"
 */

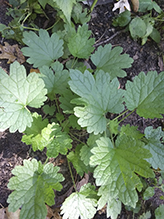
xmin=22 ymin=29 xmax=64 ymax=68
xmin=0 ymin=61 xmax=47 ymax=133
xmin=22 ymin=114 xmax=72 ymax=157
xmin=144 ymin=126 xmax=164 ymax=170
xmin=90 ymin=135 xmax=154 ymax=208
xmin=69 ymin=69 xmax=125 ymax=134
xmin=39 ymin=61 xmax=69 ymax=100
xmin=68 ymin=24 xmax=95 ymax=59
xmin=91 ymin=44 xmax=133 ymax=80
xmin=124 ymin=71 xmax=164 ymax=118
xmin=61 ymin=184 xmax=97 ymax=219
xmin=67 ymin=144 xmax=91 ymax=176
xmin=55 ymin=0 xmax=76 ymax=23
xmin=7 ymin=159 xmax=64 ymax=219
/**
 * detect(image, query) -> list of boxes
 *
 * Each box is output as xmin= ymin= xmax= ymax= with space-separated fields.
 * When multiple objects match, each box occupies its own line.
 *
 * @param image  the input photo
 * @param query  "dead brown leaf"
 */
xmin=0 ymin=208 xmax=7 ymax=219
xmin=46 ymin=205 xmax=62 ymax=219
xmin=0 ymin=42 xmax=25 ymax=64
xmin=158 ymin=56 xmax=164 ymax=71
xmin=131 ymin=0 xmax=139 ymax=12
xmin=76 ymin=173 xmax=89 ymax=192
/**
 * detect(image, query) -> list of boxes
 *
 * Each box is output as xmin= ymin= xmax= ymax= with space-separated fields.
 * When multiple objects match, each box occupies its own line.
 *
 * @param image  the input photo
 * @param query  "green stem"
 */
xmin=69 ymin=132 xmax=85 ymax=144
xmin=67 ymin=159 xmax=77 ymax=192
xmin=118 ymin=109 xmax=136 ymax=124
xmin=21 ymin=25 xmax=40 ymax=31
xmin=54 ymin=94 xmax=60 ymax=113
xmin=112 ymin=109 xmax=129 ymax=122
xmin=46 ymin=18 xmax=60 ymax=31
xmin=44 ymin=157 xmax=49 ymax=165
xmin=90 ymin=0 xmax=98 ymax=12
xmin=22 ymin=12 xmax=32 ymax=25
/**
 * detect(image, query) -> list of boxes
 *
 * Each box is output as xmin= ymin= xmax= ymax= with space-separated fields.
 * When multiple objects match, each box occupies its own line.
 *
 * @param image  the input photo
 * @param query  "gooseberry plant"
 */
xmin=0 ymin=1 xmax=164 ymax=219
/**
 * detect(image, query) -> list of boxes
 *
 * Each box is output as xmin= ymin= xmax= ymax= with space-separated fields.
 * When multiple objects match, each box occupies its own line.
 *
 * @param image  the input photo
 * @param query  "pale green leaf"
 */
xmin=124 ymin=71 xmax=164 ymax=118
xmin=23 ymin=116 xmax=72 ymax=156
xmin=69 ymin=69 xmax=125 ymax=134
xmin=61 ymin=184 xmax=97 ymax=219
xmin=91 ymin=44 xmax=133 ymax=80
xmin=0 ymin=62 xmax=47 ymax=133
xmin=90 ymin=136 xmax=154 ymax=207
xmin=22 ymin=29 xmax=64 ymax=68
xmin=144 ymin=126 xmax=164 ymax=170
xmin=68 ymin=24 xmax=95 ymax=59
xmin=7 ymin=159 xmax=64 ymax=219
xmin=46 ymin=123 xmax=72 ymax=158
xmin=22 ymin=113 xmax=49 ymax=151
xmin=54 ymin=0 xmax=76 ymax=23
xmin=155 ymin=205 xmax=164 ymax=219
xmin=39 ymin=62 xmax=69 ymax=100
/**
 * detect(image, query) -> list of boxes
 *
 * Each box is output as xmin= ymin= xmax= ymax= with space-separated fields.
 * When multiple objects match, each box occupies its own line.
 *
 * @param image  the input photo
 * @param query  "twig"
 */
xmin=94 ymin=30 xmax=124 ymax=47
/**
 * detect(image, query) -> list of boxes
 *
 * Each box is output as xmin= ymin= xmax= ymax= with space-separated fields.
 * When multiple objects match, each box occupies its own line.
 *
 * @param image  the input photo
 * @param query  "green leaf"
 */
xmin=59 ymin=90 xmax=78 ymax=114
xmin=0 ymin=61 xmax=47 ymax=133
xmin=129 ymin=17 xmax=146 ymax=39
xmin=124 ymin=71 xmax=164 ymax=118
xmin=139 ymin=0 xmax=162 ymax=13
xmin=68 ymin=24 xmax=95 ymax=59
xmin=120 ymin=124 xmax=144 ymax=140
xmin=22 ymin=113 xmax=49 ymax=151
xmin=0 ymin=23 xmax=7 ymax=32
xmin=144 ymin=126 xmax=164 ymax=170
xmin=143 ymin=187 xmax=155 ymax=200
xmin=90 ymin=136 xmax=154 ymax=208
xmin=69 ymin=69 xmax=125 ymax=134
xmin=112 ymin=10 xmax=131 ymax=27
xmin=39 ymin=62 xmax=69 ymax=100
xmin=42 ymin=104 xmax=56 ymax=116
xmin=22 ymin=29 xmax=64 ymax=68
xmin=38 ymin=0 xmax=47 ymax=8
xmin=91 ymin=44 xmax=133 ymax=80
xmin=67 ymin=144 xmax=90 ymax=176
xmin=7 ymin=159 xmax=64 ymax=219
xmin=155 ymin=205 xmax=164 ymax=219
xmin=72 ymin=3 xmax=90 ymax=24
xmin=68 ymin=114 xmax=81 ymax=130
xmin=61 ymin=184 xmax=97 ymax=219
xmin=46 ymin=123 xmax=72 ymax=158
xmin=54 ymin=0 xmax=76 ymax=23
xmin=150 ymin=27 xmax=161 ymax=43
xmin=98 ymin=190 xmax=121 ymax=219
xmin=80 ymin=133 xmax=100 ymax=166
xmin=22 ymin=114 xmax=72 ymax=155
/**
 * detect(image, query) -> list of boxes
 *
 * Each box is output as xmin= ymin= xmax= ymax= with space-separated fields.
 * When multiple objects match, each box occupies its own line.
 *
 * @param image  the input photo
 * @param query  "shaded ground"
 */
xmin=0 ymin=0 xmax=164 ymax=218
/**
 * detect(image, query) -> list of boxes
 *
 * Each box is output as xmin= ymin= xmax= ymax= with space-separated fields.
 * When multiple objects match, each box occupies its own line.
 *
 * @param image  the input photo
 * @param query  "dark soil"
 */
xmin=0 ymin=0 xmax=164 ymax=218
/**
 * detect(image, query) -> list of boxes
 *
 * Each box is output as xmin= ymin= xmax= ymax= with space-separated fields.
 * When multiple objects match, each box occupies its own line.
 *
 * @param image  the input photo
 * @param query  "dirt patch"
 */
xmin=0 ymin=0 xmax=164 ymax=218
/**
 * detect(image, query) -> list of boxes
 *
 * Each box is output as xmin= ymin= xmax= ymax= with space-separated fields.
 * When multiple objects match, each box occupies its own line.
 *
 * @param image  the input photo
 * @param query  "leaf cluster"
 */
xmin=0 ymin=1 xmax=164 ymax=219
xmin=112 ymin=0 xmax=163 ymax=45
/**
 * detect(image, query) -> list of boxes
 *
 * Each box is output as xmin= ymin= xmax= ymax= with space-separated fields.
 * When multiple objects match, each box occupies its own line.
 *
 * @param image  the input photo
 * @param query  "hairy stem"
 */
xmin=67 ymin=159 xmax=77 ymax=192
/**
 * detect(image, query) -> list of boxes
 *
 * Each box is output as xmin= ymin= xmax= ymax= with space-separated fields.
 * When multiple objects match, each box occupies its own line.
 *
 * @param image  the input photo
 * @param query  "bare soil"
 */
xmin=0 ymin=0 xmax=164 ymax=218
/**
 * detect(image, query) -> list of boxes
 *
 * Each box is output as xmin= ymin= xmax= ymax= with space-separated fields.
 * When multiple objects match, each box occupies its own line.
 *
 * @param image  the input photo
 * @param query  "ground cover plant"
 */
xmin=0 ymin=0 xmax=164 ymax=219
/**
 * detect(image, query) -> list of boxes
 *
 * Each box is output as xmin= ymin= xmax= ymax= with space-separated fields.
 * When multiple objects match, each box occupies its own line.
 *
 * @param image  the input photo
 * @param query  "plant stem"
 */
xmin=44 ymin=157 xmax=49 ymax=165
xmin=67 ymin=159 xmax=77 ymax=192
xmin=90 ymin=0 xmax=98 ymax=12
xmin=113 ymin=109 xmax=129 ymax=122
xmin=54 ymin=94 xmax=60 ymax=113
xmin=118 ymin=109 xmax=136 ymax=124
